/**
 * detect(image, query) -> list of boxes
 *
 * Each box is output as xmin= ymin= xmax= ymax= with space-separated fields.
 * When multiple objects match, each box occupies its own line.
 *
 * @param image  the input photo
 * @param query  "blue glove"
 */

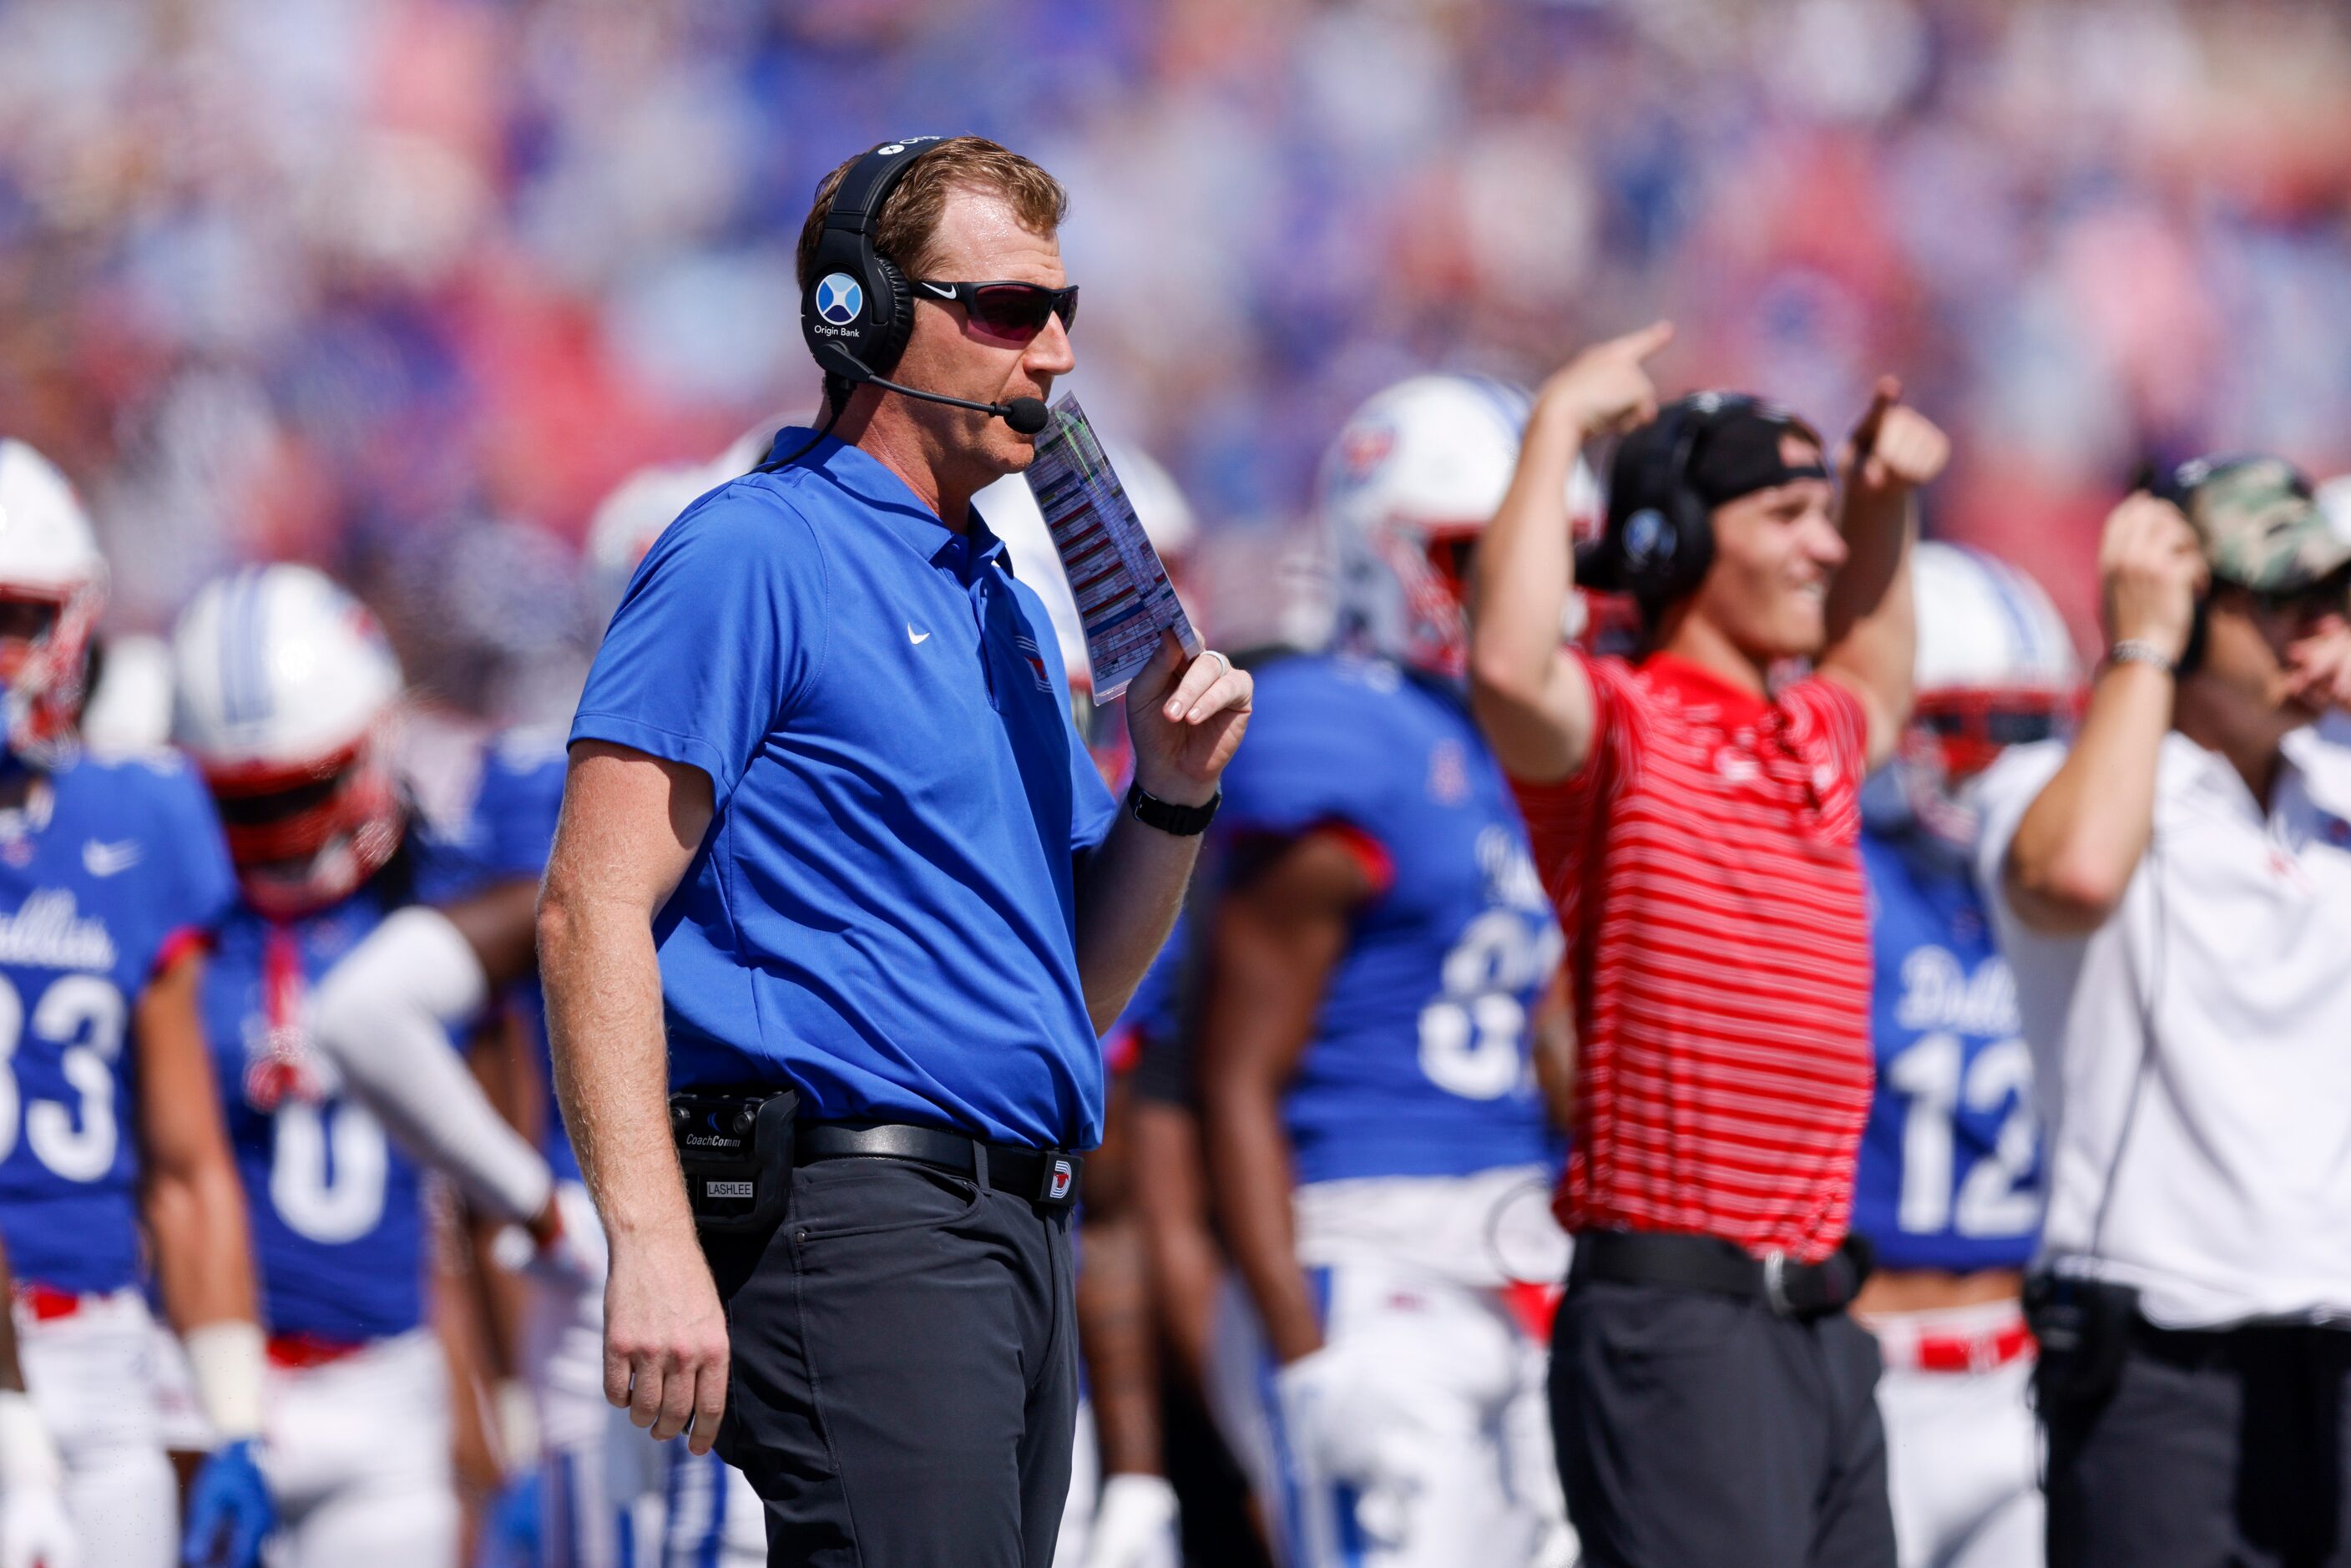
xmin=181 ymin=1438 xmax=275 ymax=1568
xmin=478 ymin=1470 xmax=542 ymax=1568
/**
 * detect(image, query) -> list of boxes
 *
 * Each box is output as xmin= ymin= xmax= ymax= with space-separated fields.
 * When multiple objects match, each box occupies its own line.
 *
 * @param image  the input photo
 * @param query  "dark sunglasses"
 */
xmin=913 ymin=278 xmax=1079 ymax=340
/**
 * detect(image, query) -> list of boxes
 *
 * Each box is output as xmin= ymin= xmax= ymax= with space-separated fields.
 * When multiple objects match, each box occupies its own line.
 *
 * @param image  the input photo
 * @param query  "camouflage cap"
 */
xmin=2173 ymin=456 xmax=2351 ymax=593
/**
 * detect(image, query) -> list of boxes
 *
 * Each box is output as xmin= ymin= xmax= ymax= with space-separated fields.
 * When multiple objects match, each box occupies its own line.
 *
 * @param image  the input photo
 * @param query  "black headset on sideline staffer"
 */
xmin=1584 ymin=391 xmax=1828 ymax=617
xmin=766 ymin=136 xmax=1050 ymax=473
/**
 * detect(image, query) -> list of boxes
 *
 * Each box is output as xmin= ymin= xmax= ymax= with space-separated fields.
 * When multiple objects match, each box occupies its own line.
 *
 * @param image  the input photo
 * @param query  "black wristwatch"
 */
xmin=1125 ymin=781 xmax=1220 ymax=837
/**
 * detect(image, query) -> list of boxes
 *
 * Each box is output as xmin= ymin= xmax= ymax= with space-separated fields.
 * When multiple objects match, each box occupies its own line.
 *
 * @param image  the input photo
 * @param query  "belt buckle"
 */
xmin=1762 ymin=1251 xmax=1794 ymax=1317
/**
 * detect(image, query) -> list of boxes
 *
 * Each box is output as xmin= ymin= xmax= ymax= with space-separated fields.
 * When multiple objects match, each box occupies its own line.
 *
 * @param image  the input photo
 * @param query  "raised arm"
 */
xmin=1469 ymin=323 xmax=1671 ymax=785
xmin=1817 ymin=378 xmax=1945 ymax=769
xmin=537 ymin=741 xmax=720 ymax=1452
xmin=2002 ymin=495 xmax=2202 ymax=933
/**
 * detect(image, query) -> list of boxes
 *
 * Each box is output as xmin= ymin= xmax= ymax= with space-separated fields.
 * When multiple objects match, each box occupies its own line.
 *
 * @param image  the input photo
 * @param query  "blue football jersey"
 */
xmin=1851 ymin=825 xmax=2042 ymax=1272
xmin=201 ymin=819 xmax=487 ymax=1343
xmin=468 ymin=728 xmax=574 ymax=1181
xmin=1216 ymin=656 xmax=1561 ymax=1186
xmin=0 ymin=753 xmax=236 ymax=1296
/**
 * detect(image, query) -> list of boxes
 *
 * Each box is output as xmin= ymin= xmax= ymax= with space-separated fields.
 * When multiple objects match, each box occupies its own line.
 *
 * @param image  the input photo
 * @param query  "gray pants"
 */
xmin=1550 ymin=1277 xmax=1897 ymax=1568
xmin=701 ymin=1155 xmax=1079 ymax=1567
xmin=2045 ymin=1321 xmax=2351 ymax=1568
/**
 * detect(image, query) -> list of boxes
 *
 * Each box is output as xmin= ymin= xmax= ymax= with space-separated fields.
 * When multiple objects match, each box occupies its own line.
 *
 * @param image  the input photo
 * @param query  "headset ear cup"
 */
xmin=867 ymin=255 xmax=915 ymax=376
xmin=1667 ymin=489 xmax=1713 ymax=604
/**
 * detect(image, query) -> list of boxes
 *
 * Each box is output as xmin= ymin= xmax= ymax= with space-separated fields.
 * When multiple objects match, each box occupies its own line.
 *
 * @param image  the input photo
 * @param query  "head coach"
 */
xmin=535 ymin=135 xmax=1251 ymax=1566
xmin=1468 ymin=325 xmax=1950 ymax=1568
xmin=1977 ymin=458 xmax=2351 ymax=1567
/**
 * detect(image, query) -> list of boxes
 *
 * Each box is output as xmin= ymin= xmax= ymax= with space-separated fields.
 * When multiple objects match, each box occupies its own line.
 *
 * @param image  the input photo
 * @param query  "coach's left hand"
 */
xmin=1841 ymin=376 xmax=1950 ymax=500
xmin=1126 ymin=632 xmax=1252 ymax=807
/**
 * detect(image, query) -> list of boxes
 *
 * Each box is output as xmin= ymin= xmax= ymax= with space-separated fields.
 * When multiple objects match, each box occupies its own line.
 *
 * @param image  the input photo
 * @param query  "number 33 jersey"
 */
xmin=1215 ymin=655 xmax=1561 ymax=1186
xmin=0 ymin=753 xmax=237 ymax=1296
xmin=199 ymin=823 xmax=482 ymax=1344
xmin=1851 ymin=827 xmax=2042 ymax=1273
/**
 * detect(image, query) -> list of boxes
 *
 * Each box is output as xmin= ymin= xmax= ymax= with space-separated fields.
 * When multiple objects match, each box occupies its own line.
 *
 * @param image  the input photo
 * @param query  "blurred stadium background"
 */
xmin=3 ymin=0 xmax=2348 ymax=723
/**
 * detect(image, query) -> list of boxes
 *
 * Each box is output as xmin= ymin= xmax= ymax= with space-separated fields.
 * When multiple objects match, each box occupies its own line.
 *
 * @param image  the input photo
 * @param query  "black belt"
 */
xmin=1571 ymin=1230 xmax=1873 ymax=1319
xmin=796 ymin=1120 xmax=1084 ymax=1209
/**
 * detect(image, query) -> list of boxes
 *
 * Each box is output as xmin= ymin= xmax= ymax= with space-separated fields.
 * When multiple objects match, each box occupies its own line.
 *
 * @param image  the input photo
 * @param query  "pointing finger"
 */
xmin=1851 ymin=375 xmax=1902 ymax=458
xmin=1615 ymin=320 xmax=1675 ymax=362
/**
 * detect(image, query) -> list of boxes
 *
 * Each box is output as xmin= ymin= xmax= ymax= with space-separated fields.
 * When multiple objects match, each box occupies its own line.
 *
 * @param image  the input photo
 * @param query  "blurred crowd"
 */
xmin=4 ymin=0 xmax=2351 ymax=708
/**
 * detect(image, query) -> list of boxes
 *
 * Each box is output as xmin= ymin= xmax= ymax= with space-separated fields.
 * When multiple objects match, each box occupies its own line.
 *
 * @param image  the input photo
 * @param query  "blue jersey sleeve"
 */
xmin=472 ymin=736 xmax=569 ymax=881
xmin=1216 ymin=663 xmax=1397 ymax=842
xmin=149 ymin=756 xmax=237 ymax=952
xmin=571 ymin=485 xmax=829 ymax=807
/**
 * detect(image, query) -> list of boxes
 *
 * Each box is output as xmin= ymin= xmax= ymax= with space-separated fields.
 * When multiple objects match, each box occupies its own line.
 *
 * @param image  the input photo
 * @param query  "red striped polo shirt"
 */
xmin=1514 ymin=652 xmax=1873 ymax=1263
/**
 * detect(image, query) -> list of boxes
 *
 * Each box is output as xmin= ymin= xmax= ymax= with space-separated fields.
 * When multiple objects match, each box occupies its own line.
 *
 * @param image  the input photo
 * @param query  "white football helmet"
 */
xmin=1322 ymin=375 xmax=1597 ymax=679
xmin=1893 ymin=541 xmax=2082 ymax=846
xmin=0 ymin=439 xmax=108 ymax=764
xmin=585 ymin=426 xmax=773 ymax=624
xmin=172 ymin=564 xmax=406 ymax=917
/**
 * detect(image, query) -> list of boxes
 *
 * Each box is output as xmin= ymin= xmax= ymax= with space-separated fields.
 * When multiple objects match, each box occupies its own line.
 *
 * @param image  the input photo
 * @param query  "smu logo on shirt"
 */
xmin=1893 ymin=944 xmax=2018 ymax=1036
xmin=1014 ymin=631 xmax=1054 ymax=694
xmin=0 ymin=891 xmax=117 ymax=972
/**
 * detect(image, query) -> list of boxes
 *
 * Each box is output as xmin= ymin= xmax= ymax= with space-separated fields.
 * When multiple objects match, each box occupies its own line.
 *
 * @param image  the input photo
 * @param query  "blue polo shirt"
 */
xmin=571 ymin=432 xmax=1120 ymax=1148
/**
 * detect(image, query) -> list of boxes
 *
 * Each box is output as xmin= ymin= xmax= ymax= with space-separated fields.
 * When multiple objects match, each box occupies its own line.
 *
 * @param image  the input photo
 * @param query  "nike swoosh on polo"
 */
xmin=83 ymin=840 xmax=142 ymax=877
xmin=907 ymin=624 xmax=931 ymax=645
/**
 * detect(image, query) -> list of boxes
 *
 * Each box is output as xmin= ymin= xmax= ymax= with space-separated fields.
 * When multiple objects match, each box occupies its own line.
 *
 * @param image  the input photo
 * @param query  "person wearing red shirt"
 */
xmin=1468 ymin=323 xmax=1949 ymax=1568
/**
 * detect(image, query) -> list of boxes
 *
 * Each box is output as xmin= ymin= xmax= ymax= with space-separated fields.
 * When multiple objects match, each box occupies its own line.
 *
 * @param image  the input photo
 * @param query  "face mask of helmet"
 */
xmin=200 ymin=734 xmax=404 ymax=918
xmin=0 ymin=443 xmax=109 ymax=768
xmin=1878 ymin=542 xmax=2082 ymax=851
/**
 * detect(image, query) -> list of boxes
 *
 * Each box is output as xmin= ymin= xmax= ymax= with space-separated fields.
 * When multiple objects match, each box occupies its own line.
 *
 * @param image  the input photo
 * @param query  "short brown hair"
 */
xmin=796 ymin=136 xmax=1067 ymax=292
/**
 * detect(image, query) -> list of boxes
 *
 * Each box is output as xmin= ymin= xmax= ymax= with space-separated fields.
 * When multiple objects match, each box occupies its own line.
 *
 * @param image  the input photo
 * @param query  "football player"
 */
xmin=170 ymin=562 xmax=544 ymax=1567
xmin=318 ymin=437 xmax=770 ymax=1568
xmin=0 ymin=438 xmax=276 ymax=1568
xmin=1196 ymin=377 xmax=1575 ymax=1568
xmin=1848 ymin=542 xmax=2081 ymax=1568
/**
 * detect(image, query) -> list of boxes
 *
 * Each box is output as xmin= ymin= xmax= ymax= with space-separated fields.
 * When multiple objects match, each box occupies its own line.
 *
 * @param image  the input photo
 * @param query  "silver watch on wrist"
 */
xmin=2106 ymin=638 xmax=2177 ymax=676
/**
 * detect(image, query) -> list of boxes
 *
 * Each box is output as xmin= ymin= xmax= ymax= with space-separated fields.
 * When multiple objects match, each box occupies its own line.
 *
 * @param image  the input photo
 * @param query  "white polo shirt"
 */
xmin=1975 ymin=723 xmax=2351 ymax=1328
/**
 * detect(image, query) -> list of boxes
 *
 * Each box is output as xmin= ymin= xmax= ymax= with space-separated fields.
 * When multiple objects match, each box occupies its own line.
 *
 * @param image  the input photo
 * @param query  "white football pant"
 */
xmin=1870 ymin=1301 xmax=2042 ymax=1568
xmin=1206 ymin=1261 xmax=1566 ymax=1568
xmin=661 ymin=1444 xmax=767 ymax=1567
xmin=527 ymin=1180 xmax=667 ymax=1566
xmin=260 ymin=1326 xmax=457 ymax=1568
xmin=19 ymin=1289 xmax=178 ymax=1568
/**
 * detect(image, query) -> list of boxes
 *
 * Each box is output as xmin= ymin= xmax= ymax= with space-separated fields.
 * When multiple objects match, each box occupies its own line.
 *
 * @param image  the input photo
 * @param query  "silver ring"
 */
xmin=1206 ymin=649 xmax=1230 ymax=675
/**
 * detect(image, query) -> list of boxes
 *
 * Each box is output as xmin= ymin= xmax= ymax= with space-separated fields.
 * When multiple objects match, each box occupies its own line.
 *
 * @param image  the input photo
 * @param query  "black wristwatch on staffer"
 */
xmin=1125 ymin=781 xmax=1220 ymax=836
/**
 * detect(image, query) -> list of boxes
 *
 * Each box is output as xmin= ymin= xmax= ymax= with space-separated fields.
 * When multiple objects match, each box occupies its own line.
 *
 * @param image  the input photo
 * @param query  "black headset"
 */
xmin=770 ymin=134 xmax=1049 ymax=472
xmin=1605 ymin=392 xmax=1762 ymax=612
xmin=800 ymin=136 xmax=943 ymax=395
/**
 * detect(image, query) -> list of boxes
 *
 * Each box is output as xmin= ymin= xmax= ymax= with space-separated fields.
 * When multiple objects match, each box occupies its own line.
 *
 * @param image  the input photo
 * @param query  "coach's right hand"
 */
xmin=2101 ymin=492 xmax=2207 ymax=664
xmin=604 ymin=1222 xmax=730 ymax=1454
